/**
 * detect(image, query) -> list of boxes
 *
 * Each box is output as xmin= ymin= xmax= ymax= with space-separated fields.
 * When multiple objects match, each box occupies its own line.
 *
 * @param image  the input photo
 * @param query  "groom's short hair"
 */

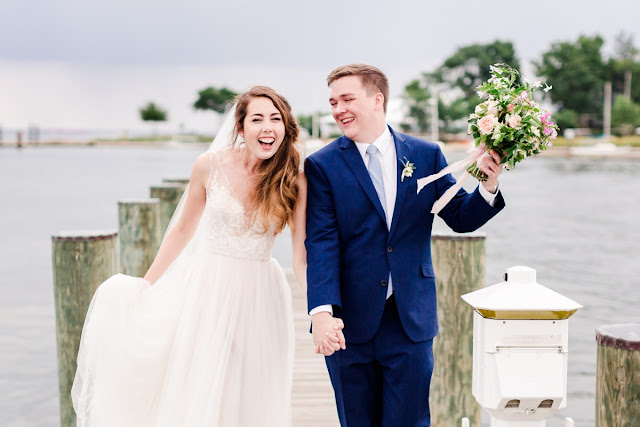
xmin=327 ymin=64 xmax=389 ymax=112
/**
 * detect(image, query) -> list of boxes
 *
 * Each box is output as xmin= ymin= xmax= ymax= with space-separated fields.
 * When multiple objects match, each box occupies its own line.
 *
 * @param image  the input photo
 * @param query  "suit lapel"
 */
xmin=339 ymin=137 xmax=387 ymax=223
xmin=389 ymin=129 xmax=411 ymax=238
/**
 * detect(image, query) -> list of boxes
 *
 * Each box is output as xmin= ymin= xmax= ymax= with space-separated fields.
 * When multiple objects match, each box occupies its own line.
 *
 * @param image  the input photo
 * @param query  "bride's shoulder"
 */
xmin=191 ymin=151 xmax=219 ymax=185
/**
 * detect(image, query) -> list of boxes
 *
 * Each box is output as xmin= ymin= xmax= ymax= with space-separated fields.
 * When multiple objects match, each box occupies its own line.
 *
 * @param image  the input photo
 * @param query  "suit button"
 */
xmin=381 ymin=280 xmax=388 ymax=287
xmin=387 ymin=246 xmax=393 ymax=253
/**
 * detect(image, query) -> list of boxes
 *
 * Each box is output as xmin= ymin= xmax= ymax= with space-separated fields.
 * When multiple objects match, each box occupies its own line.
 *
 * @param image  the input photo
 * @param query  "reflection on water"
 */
xmin=1 ymin=146 xmax=638 ymax=426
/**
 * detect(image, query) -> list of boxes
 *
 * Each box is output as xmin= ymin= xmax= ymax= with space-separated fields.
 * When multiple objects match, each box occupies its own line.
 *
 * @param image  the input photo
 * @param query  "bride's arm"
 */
xmin=143 ymin=153 xmax=210 ymax=284
xmin=291 ymin=171 xmax=307 ymax=291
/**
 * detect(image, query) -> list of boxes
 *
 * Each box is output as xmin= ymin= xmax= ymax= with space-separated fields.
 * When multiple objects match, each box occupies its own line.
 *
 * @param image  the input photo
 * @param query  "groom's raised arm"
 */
xmin=304 ymin=156 xmax=342 ymax=313
xmin=432 ymin=146 xmax=505 ymax=232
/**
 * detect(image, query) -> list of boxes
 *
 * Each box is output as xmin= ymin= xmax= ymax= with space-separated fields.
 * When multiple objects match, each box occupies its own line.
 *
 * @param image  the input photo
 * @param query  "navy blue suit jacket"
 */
xmin=305 ymin=127 xmax=505 ymax=344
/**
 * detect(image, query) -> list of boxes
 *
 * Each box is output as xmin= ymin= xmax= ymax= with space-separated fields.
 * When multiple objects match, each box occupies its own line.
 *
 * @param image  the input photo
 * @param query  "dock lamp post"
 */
xmin=461 ymin=266 xmax=582 ymax=427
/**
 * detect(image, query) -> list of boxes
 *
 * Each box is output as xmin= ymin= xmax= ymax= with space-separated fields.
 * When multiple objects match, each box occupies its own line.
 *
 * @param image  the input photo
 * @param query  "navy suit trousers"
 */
xmin=325 ymin=296 xmax=434 ymax=426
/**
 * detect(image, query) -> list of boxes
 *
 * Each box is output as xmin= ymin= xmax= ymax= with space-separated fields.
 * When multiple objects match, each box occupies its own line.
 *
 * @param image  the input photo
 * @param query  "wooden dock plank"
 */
xmin=287 ymin=269 xmax=340 ymax=427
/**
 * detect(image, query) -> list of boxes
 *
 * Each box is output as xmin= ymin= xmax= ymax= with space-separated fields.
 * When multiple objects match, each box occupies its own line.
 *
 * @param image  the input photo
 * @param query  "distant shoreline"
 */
xmin=2 ymin=139 xmax=640 ymax=159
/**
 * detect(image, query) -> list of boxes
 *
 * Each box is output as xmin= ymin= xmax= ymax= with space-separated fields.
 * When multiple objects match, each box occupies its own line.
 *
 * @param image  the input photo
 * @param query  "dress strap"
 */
xmin=212 ymin=150 xmax=243 ymax=206
xmin=207 ymin=151 xmax=215 ymax=189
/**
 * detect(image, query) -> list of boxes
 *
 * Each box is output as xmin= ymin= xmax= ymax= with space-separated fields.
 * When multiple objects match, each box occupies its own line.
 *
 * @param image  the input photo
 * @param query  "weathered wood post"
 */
xmin=162 ymin=177 xmax=189 ymax=188
xmin=595 ymin=323 xmax=640 ymax=426
xmin=51 ymin=230 xmax=119 ymax=427
xmin=118 ymin=199 xmax=161 ymax=277
xmin=430 ymin=231 xmax=485 ymax=426
xmin=150 ymin=183 xmax=185 ymax=235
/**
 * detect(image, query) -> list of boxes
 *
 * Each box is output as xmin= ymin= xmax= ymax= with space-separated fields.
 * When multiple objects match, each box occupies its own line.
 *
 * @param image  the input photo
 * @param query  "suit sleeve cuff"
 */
xmin=309 ymin=304 xmax=333 ymax=316
xmin=478 ymin=182 xmax=499 ymax=207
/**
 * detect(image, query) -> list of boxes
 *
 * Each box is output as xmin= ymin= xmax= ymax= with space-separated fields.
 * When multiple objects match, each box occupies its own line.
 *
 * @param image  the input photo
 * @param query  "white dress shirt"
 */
xmin=309 ymin=127 xmax=498 ymax=316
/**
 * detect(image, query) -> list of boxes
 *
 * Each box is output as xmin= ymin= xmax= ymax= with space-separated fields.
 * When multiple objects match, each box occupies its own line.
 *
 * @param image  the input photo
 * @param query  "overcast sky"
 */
xmin=1 ymin=0 xmax=638 ymax=131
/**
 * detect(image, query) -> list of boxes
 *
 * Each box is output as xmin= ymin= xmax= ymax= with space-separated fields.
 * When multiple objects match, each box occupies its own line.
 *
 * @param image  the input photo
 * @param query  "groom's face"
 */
xmin=329 ymin=76 xmax=381 ymax=143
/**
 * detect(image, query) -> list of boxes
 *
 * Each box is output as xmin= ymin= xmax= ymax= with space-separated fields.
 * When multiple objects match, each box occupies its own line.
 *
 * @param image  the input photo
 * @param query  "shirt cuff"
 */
xmin=309 ymin=304 xmax=333 ymax=316
xmin=478 ymin=182 xmax=499 ymax=207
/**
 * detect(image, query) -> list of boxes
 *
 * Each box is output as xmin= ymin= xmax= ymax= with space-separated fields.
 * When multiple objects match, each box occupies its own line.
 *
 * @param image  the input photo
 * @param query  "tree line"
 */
xmin=139 ymin=86 xmax=237 ymax=134
xmin=139 ymin=32 xmax=639 ymax=139
xmin=402 ymin=32 xmax=640 ymax=137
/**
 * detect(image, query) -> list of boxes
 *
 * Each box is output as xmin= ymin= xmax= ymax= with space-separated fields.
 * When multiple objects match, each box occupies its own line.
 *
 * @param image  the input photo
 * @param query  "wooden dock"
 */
xmin=286 ymin=269 xmax=340 ymax=427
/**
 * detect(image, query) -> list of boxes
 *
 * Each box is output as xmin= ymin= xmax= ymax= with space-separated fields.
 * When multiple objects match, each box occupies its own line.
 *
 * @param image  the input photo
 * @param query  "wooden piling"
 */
xmin=51 ymin=230 xmax=119 ymax=427
xmin=162 ymin=178 xmax=189 ymax=188
xmin=595 ymin=323 xmax=640 ymax=426
xmin=430 ymin=231 xmax=486 ymax=426
xmin=150 ymin=183 xmax=185 ymax=235
xmin=118 ymin=199 xmax=161 ymax=277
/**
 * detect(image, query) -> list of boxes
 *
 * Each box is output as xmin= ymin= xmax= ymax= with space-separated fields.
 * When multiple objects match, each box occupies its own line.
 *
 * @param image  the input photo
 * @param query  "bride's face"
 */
xmin=240 ymin=97 xmax=286 ymax=161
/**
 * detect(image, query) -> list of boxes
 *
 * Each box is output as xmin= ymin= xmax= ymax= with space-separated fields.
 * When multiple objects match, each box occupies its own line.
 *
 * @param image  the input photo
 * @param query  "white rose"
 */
xmin=486 ymin=100 xmax=498 ymax=116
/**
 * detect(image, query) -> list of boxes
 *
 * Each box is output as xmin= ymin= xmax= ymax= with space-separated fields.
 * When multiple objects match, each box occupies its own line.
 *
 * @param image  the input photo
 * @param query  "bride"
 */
xmin=71 ymin=86 xmax=344 ymax=426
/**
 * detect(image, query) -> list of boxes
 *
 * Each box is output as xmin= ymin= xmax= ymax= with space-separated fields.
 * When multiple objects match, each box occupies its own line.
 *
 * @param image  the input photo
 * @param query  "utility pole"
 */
xmin=604 ymin=82 xmax=612 ymax=141
xmin=624 ymin=70 xmax=632 ymax=99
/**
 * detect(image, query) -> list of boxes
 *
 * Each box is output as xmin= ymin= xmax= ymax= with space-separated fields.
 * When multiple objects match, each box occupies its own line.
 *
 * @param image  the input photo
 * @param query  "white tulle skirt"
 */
xmin=72 ymin=253 xmax=294 ymax=427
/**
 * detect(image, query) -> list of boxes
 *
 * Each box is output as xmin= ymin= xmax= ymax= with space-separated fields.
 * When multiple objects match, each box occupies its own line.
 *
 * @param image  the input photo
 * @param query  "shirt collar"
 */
xmin=354 ymin=126 xmax=392 ymax=158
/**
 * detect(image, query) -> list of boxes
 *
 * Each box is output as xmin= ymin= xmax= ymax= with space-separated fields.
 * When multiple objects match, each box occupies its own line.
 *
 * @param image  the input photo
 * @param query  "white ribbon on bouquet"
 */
xmin=416 ymin=144 xmax=487 ymax=214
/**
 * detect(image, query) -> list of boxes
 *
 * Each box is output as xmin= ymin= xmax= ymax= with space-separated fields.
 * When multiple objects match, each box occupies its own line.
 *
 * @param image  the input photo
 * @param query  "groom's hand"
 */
xmin=479 ymin=149 xmax=503 ymax=193
xmin=312 ymin=312 xmax=346 ymax=356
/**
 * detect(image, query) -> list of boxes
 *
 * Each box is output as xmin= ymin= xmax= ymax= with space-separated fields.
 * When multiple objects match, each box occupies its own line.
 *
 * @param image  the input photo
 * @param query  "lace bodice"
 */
xmin=202 ymin=152 xmax=276 ymax=262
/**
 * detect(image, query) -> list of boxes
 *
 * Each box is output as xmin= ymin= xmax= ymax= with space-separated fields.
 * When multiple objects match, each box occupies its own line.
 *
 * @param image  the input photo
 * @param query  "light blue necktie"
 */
xmin=366 ymin=144 xmax=386 ymax=219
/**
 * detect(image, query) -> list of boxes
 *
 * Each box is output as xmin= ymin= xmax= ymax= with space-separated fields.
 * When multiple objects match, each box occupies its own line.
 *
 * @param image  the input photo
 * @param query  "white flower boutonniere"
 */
xmin=400 ymin=157 xmax=416 ymax=182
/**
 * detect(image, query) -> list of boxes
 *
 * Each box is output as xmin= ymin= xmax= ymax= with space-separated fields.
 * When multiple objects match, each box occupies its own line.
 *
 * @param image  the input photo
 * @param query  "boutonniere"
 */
xmin=400 ymin=157 xmax=416 ymax=182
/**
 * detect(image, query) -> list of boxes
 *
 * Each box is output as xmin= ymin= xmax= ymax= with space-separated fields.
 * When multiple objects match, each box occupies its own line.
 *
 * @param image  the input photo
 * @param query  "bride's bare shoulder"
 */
xmin=191 ymin=151 xmax=217 ymax=184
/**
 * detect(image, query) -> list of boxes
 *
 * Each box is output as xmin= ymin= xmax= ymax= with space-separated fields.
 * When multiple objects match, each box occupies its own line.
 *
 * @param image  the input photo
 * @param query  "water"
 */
xmin=1 ymin=145 xmax=639 ymax=426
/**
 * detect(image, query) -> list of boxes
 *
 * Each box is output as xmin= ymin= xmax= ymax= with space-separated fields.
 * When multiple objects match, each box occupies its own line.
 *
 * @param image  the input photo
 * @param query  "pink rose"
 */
xmin=507 ymin=104 xmax=515 ymax=113
xmin=506 ymin=113 xmax=521 ymax=128
xmin=478 ymin=115 xmax=496 ymax=135
xmin=516 ymin=91 xmax=529 ymax=103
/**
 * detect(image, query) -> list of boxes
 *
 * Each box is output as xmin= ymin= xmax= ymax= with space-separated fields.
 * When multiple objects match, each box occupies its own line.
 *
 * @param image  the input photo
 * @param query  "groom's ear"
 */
xmin=374 ymin=93 xmax=385 ymax=112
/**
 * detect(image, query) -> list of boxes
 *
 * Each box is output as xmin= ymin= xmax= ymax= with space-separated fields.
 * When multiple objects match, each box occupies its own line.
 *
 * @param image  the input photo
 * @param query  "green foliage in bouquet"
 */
xmin=467 ymin=64 xmax=559 ymax=181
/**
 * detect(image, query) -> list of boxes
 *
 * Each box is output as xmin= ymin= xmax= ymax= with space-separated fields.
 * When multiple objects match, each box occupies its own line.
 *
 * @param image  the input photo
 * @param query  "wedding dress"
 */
xmin=71 ymin=149 xmax=294 ymax=426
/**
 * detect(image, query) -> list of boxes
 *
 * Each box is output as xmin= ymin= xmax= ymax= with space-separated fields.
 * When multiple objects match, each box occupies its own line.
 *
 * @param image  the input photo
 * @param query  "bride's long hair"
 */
xmin=232 ymin=86 xmax=300 ymax=234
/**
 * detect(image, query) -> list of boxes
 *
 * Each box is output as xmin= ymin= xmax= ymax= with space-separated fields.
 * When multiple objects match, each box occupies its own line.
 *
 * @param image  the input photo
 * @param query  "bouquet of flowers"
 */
xmin=416 ymin=63 xmax=558 ymax=213
xmin=466 ymin=63 xmax=559 ymax=180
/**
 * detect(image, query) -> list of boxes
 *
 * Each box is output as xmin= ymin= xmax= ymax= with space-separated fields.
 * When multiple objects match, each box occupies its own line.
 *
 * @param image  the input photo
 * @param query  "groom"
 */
xmin=304 ymin=63 xmax=505 ymax=426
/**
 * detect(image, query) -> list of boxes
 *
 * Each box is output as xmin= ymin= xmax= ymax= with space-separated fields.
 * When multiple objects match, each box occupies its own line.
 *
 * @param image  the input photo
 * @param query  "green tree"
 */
xmin=403 ymin=78 xmax=432 ymax=133
xmin=139 ymin=102 xmax=168 ymax=136
xmin=431 ymin=40 xmax=520 ymax=100
xmin=193 ymin=86 xmax=237 ymax=114
xmin=609 ymin=31 xmax=640 ymax=102
xmin=425 ymin=40 xmax=520 ymax=135
xmin=296 ymin=114 xmax=323 ymax=138
xmin=534 ymin=35 xmax=607 ymax=122
xmin=611 ymin=96 xmax=640 ymax=135
xmin=553 ymin=109 xmax=578 ymax=131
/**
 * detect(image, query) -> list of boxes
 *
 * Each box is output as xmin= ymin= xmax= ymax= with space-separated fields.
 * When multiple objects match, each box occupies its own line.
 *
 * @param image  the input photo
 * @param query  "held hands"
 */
xmin=311 ymin=312 xmax=346 ymax=356
xmin=478 ymin=149 xmax=503 ymax=194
